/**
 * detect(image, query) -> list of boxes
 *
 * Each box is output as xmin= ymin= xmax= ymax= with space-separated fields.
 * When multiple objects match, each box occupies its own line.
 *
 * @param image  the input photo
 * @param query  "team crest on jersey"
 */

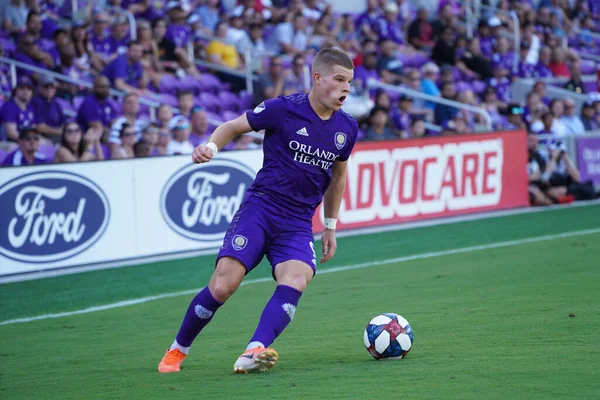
xmin=232 ymin=234 xmax=248 ymax=251
xmin=334 ymin=132 xmax=346 ymax=150
xmin=254 ymin=102 xmax=265 ymax=114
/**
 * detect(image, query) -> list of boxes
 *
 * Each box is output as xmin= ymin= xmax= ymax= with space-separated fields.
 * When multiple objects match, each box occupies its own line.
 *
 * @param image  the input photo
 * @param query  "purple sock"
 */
xmin=175 ymin=287 xmax=223 ymax=347
xmin=249 ymin=285 xmax=303 ymax=348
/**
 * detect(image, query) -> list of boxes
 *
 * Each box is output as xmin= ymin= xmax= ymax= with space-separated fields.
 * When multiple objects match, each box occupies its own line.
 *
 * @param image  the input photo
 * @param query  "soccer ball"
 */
xmin=364 ymin=313 xmax=413 ymax=360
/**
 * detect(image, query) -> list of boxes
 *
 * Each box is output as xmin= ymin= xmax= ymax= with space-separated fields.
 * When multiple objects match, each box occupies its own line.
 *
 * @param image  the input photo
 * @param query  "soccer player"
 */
xmin=158 ymin=48 xmax=357 ymax=374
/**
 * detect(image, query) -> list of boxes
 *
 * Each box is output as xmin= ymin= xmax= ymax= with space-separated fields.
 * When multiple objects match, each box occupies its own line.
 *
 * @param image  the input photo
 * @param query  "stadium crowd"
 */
xmin=0 ymin=0 xmax=599 ymax=202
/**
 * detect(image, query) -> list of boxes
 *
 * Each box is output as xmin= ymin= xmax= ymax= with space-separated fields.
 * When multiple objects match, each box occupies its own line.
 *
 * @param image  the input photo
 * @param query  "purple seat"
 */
xmin=195 ymin=92 xmax=221 ymax=114
xmin=0 ymin=38 xmax=16 ymax=55
xmin=238 ymin=90 xmax=254 ymax=109
xmin=218 ymin=91 xmax=242 ymax=113
xmin=205 ymin=111 xmax=223 ymax=125
xmin=156 ymin=93 xmax=179 ymax=108
xmin=197 ymin=74 xmax=223 ymax=95
xmin=177 ymin=75 xmax=203 ymax=96
xmin=222 ymin=110 xmax=239 ymax=121
xmin=158 ymin=75 xmax=180 ymax=96
xmin=455 ymin=81 xmax=472 ymax=93
xmin=581 ymin=61 xmax=596 ymax=75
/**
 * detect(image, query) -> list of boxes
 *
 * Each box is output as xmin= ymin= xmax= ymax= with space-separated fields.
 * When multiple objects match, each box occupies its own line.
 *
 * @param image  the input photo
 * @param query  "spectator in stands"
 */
xmin=266 ymin=11 xmax=309 ymax=55
xmin=109 ymin=93 xmax=146 ymax=152
xmin=256 ymin=55 xmax=285 ymax=103
xmin=532 ymin=81 xmax=551 ymax=105
xmin=488 ymin=66 xmax=512 ymax=104
xmin=70 ymin=22 xmax=92 ymax=78
xmin=407 ymin=7 xmax=434 ymax=51
xmin=549 ymin=99 xmax=568 ymax=136
xmin=53 ymin=121 xmax=94 ymax=163
xmin=110 ymin=122 xmax=136 ymax=159
xmin=0 ymin=76 xmax=36 ymax=142
xmin=156 ymin=104 xmax=173 ymax=128
xmin=166 ymin=115 xmax=194 ymax=155
xmin=177 ymin=90 xmax=194 ymax=118
xmin=242 ymin=23 xmax=267 ymax=73
xmin=549 ymin=48 xmax=571 ymax=78
xmin=535 ymin=46 xmax=553 ymax=78
xmin=353 ymin=51 xmax=379 ymax=93
xmin=89 ymin=12 xmax=116 ymax=71
xmin=152 ymin=18 xmax=179 ymax=74
xmin=139 ymin=123 xmax=161 ymax=156
xmin=491 ymin=37 xmax=514 ymax=79
xmin=581 ymin=101 xmax=600 ymax=131
xmin=76 ymin=75 xmax=119 ymax=139
xmin=283 ymin=54 xmax=310 ymax=95
xmin=32 ymin=75 xmax=65 ymax=139
xmin=460 ymin=37 xmax=492 ymax=80
xmin=432 ymin=2 xmax=458 ymax=38
xmin=2 ymin=0 xmax=28 ymax=34
xmin=431 ymin=26 xmax=455 ymax=67
xmin=409 ymin=118 xmax=426 ymax=138
xmin=564 ymin=61 xmax=586 ymax=94
xmin=527 ymin=133 xmax=554 ymax=206
xmin=376 ymin=38 xmax=403 ymax=84
xmin=136 ymin=19 xmax=161 ymax=89
xmin=206 ymin=21 xmax=243 ymax=70
xmin=502 ymin=103 xmax=528 ymax=130
xmin=165 ymin=3 xmax=199 ymax=76
xmin=104 ymin=41 xmax=148 ymax=94
xmin=232 ymin=133 xmax=261 ymax=151
xmin=375 ymin=3 xmax=404 ymax=45
xmin=561 ymin=97 xmax=586 ymax=135
xmin=391 ymin=94 xmax=413 ymax=138
xmin=364 ymin=106 xmax=397 ymax=141
xmin=518 ymin=42 xmax=537 ymax=78
xmin=435 ymin=82 xmax=459 ymax=125
xmin=441 ymin=119 xmax=458 ymax=136
xmin=355 ymin=0 xmax=382 ymax=41
xmin=419 ymin=62 xmax=441 ymax=110
xmin=196 ymin=0 xmax=221 ymax=34
xmin=25 ymin=11 xmax=56 ymax=62
xmin=1 ymin=127 xmax=48 ymax=167
xmin=189 ymin=107 xmax=210 ymax=147
xmin=336 ymin=13 xmax=361 ymax=58
xmin=15 ymin=33 xmax=54 ymax=80
xmin=134 ymin=138 xmax=153 ymax=157
xmin=108 ymin=14 xmax=131 ymax=56
xmin=154 ymin=126 xmax=171 ymax=156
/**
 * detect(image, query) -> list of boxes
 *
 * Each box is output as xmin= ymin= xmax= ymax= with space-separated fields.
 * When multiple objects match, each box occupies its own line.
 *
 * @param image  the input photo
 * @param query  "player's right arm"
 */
xmin=192 ymin=97 xmax=285 ymax=164
xmin=192 ymin=113 xmax=253 ymax=164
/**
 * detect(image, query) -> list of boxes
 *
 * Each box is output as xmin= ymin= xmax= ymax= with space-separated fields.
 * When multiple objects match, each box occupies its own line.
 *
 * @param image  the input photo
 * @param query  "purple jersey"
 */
xmin=89 ymin=32 xmax=113 ymax=59
xmin=2 ymin=149 xmax=47 ymax=166
xmin=0 ymin=99 xmax=37 ymax=141
xmin=103 ymin=54 xmax=143 ymax=87
xmin=355 ymin=10 xmax=382 ymax=30
xmin=375 ymin=18 xmax=404 ymax=44
xmin=489 ymin=77 xmax=512 ymax=103
xmin=479 ymin=36 xmax=495 ymax=58
xmin=166 ymin=24 xmax=191 ymax=48
xmin=245 ymin=94 xmax=358 ymax=219
xmin=76 ymin=95 xmax=119 ymax=131
xmin=32 ymin=95 xmax=65 ymax=128
xmin=534 ymin=62 xmax=553 ymax=78
xmin=492 ymin=52 xmax=514 ymax=72
xmin=108 ymin=35 xmax=130 ymax=55
xmin=518 ymin=61 xmax=537 ymax=78
xmin=353 ymin=66 xmax=379 ymax=91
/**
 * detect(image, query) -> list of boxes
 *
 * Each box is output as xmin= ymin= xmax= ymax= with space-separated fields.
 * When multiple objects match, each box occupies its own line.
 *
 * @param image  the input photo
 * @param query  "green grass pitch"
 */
xmin=1 ymin=205 xmax=599 ymax=399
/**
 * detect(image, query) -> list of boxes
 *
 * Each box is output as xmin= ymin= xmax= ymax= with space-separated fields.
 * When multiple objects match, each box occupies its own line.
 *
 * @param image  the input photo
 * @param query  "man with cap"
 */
xmin=32 ymin=75 xmax=65 ymax=139
xmin=89 ymin=11 xmax=115 ymax=71
xmin=501 ymin=103 xmax=528 ymax=130
xmin=581 ymin=100 xmax=600 ymax=131
xmin=108 ymin=14 xmax=132 ymax=56
xmin=0 ymin=76 xmax=37 ymax=142
xmin=2 ymin=127 xmax=48 ymax=167
xmin=166 ymin=115 xmax=195 ymax=155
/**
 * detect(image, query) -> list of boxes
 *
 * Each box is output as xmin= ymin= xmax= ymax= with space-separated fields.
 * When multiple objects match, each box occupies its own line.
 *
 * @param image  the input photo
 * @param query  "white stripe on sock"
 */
xmin=246 ymin=341 xmax=265 ymax=351
xmin=170 ymin=340 xmax=190 ymax=355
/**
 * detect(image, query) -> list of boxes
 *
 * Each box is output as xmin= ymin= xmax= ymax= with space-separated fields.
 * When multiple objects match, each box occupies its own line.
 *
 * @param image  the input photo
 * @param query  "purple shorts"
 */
xmin=217 ymin=196 xmax=316 ymax=276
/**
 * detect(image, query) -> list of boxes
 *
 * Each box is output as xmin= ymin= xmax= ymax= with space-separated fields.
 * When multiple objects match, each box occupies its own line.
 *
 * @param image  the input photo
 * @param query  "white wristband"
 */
xmin=205 ymin=142 xmax=218 ymax=156
xmin=324 ymin=218 xmax=337 ymax=230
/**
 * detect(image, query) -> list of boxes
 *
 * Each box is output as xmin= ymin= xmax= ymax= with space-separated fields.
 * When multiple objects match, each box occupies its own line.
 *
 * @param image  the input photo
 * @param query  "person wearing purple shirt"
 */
xmin=158 ymin=48 xmax=358 ymax=375
xmin=31 ymin=75 xmax=65 ymax=139
xmin=76 ymin=75 xmax=119 ymax=137
xmin=104 ymin=41 xmax=146 ymax=93
xmin=375 ymin=3 xmax=405 ymax=44
xmin=188 ymin=107 xmax=211 ymax=148
xmin=355 ymin=0 xmax=382 ymax=35
xmin=89 ymin=12 xmax=116 ymax=70
xmin=0 ymin=76 xmax=37 ymax=142
xmin=2 ymin=127 xmax=48 ymax=167
xmin=491 ymin=37 xmax=514 ymax=77
xmin=108 ymin=14 xmax=131 ymax=56
xmin=353 ymin=52 xmax=379 ymax=94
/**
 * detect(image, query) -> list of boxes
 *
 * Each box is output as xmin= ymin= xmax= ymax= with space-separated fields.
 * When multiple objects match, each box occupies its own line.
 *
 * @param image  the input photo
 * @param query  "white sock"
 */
xmin=246 ymin=341 xmax=265 ymax=351
xmin=170 ymin=340 xmax=190 ymax=355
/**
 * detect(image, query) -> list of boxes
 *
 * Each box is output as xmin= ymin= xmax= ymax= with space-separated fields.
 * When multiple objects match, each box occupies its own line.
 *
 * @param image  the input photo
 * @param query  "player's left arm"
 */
xmin=320 ymin=159 xmax=348 ymax=264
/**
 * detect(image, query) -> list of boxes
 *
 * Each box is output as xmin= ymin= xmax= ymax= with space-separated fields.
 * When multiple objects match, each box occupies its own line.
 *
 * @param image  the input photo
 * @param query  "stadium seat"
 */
xmin=38 ymin=143 xmax=56 ymax=161
xmin=218 ymin=91 xmax=242 ymax=113
xmin=222 ymin=110 xmax=239 ymax=122
xmin=195 ymin=92 xmax=221 ymax=114
xmin=197 ymin=74 xmax=223 ymax=95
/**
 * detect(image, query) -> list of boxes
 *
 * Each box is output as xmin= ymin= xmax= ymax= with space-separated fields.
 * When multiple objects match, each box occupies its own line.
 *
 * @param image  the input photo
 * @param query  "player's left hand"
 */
xmin=320 ymin=229 xmax=337 ymax=264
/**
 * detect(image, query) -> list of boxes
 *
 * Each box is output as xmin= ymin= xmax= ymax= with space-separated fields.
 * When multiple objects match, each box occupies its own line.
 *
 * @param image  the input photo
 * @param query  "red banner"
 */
xmin=313 ymin=131 xmax=529 ymax=232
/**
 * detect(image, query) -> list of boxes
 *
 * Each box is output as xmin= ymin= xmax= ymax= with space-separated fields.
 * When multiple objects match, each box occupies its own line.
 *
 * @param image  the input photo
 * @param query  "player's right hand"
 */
xmin=192 ymin=145 xmax=214 ymax=164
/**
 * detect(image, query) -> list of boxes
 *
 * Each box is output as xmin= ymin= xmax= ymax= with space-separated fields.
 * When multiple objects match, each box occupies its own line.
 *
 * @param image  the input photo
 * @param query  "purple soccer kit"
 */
xmin=173 ymin=93 xmax=358 ymax=352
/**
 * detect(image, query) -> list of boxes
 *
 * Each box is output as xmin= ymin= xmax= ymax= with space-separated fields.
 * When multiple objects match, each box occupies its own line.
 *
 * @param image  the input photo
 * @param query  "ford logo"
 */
xmin=0 ymin=171 xmax=110 ymax=263
xmin=160 ymin=160 xmax=255 ymax=242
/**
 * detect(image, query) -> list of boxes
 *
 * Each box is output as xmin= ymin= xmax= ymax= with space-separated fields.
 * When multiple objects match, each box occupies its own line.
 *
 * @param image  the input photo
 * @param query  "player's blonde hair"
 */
xmin=312 ymin=48 xmax=354 ymax=74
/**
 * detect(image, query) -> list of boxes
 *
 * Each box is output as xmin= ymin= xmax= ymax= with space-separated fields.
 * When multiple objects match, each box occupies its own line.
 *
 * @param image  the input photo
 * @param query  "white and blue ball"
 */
xmin=364 ymin=313 xmax=413 ymax=360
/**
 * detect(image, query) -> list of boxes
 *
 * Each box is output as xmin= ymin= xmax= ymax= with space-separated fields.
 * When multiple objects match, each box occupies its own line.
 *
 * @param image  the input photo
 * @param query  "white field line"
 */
xmin=1 ymin=227 xmax=599 ymax=327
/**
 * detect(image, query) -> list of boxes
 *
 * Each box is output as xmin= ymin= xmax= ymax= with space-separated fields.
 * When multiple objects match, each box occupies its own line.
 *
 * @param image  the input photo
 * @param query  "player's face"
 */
xmin=317 ymin=65 xmax=353 ymax=112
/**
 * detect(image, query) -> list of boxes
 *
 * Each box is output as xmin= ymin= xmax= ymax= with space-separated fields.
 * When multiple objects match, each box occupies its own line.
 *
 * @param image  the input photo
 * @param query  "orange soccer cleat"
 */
xmin=158 ymin=348 xmax=187 ymax=373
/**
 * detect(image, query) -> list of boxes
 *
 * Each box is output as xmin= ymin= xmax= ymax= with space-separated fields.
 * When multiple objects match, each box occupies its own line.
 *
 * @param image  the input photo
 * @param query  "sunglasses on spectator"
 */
xmin=66 ymin=127 xmax=81 ymax=133
xmin=192 ymin=106 xmax=205 ymax=113
xmin=173 ymin=124 xmax=189 ymax=130
xmin=24 ymin=135 xmax=40 ymax=141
